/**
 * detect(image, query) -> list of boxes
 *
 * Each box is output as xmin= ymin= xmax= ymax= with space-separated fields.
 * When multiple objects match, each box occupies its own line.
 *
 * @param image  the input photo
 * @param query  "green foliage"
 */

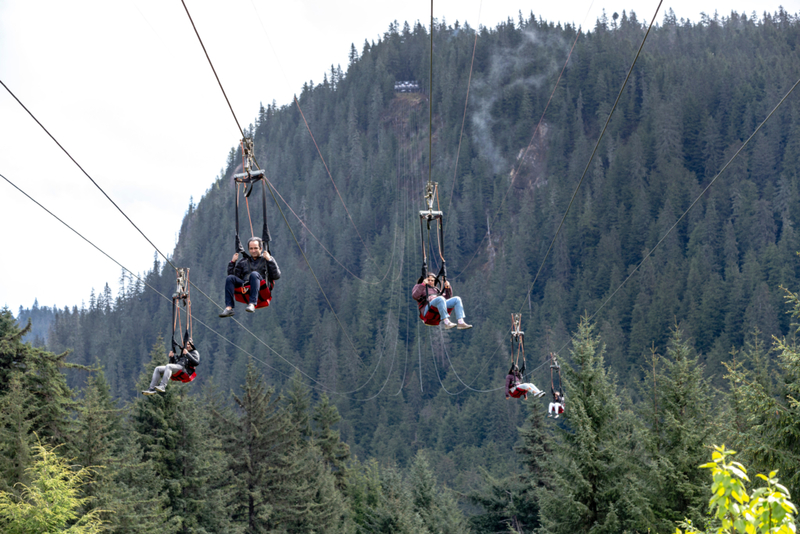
xmin=723 ymin=288 xmax=800 ymax=499
xmin=645 ymin=326 xmax=718 ymax=530
xmin=10 ymin=8 xmax=800 ymax=532
xmin=128 ymin=339 xmax=231 ymax=533
xmin=346 ymin=454 xmax=468 ymax=534
xmin=0 ymin=376 xmax=35 ymax=493
xmin=676 ymin=445 xmax=797 ymax=534
xmin=469 ymin=400 xmax=553 ymax=532
xmin=0 ymin=442 xmax=104 ymax=534
xmin=313 ymin=393 xmax=351 ymax=486
xmin=538 ymin=318 xmax=654 ymax=534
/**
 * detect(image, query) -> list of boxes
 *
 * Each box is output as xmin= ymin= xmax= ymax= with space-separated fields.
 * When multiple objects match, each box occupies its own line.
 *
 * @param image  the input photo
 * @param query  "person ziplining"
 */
xmin=505 ymin=314 xmax=545 ymax=400
xmin=548 ymin=353 xmax=566 ymax=417
xmin=219 ymin=138 xmax=281 ymax=317
xmin=143 ymin=269 xmax=201 ymax=395
xmin=412 ymin=271 xmax=471 ymax=329
xmin=220 ymin=237 xmax=280 ymax=317
xmin=412 ymin=182 xmax=471 ymax=329
xmin=505 ymin=364 xmax=545 ymax=400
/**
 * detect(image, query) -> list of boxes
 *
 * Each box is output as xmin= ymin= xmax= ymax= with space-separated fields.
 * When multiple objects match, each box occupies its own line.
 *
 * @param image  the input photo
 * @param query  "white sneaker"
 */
xmin=537 ymin=391 xmax=546 ymax=398
xmin=443 ymin=319 xmax=457 ymax=329
xmin=142 ymin=388 xmax=156 ymax=396
xmin=155 ymin=385 xmax=166 ymax=393
xmin=554 ymin=414 xmax=560 ymax=419
xmin=246 ymin=303 xmax=256 ymax=313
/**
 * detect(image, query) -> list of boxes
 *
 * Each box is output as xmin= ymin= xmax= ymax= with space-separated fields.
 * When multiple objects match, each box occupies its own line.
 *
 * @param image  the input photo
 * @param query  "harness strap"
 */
xmin=235 ymin=182 xmax=244 ymax=253
xmin=260 ymin=178 xmax=271 ymax=253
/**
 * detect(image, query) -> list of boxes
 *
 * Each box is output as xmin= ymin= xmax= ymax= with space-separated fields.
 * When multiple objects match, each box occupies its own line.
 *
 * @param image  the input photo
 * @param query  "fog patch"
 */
xmin=469 ymin=26 xmax=567 ymax=174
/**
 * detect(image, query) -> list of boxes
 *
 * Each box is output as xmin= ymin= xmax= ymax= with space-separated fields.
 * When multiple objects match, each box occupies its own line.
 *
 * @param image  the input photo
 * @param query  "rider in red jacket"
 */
xmin=412 ymin=273 xmax=472 ymax=329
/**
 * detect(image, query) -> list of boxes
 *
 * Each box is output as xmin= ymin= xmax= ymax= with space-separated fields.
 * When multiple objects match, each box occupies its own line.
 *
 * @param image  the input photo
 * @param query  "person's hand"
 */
xmin=182 ymin=348 xmax=189 ymax=355
xmin=262 ymin=251 xmax=272 ymax=261
xmin=232 ymin=253 xmax=239 ymax=262
xmin=169 ymin=351 xmax=174 ymax=357
xmin=444 ymin=281 xmax=451 ymax=289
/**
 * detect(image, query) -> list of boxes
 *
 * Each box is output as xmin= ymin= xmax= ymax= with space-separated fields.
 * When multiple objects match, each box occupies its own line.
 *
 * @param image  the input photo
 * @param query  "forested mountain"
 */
xmin=16 ymin=300 xmax=54 ymax=346
xmin=6 ymin=8 xmax=800 ymax=532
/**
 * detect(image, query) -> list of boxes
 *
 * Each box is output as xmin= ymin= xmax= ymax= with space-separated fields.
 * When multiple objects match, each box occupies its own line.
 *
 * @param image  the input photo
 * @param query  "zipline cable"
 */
xmin=265 ymin=178 xmax=400 ymax=284
xmin=444 ymin=0 xmax=483 ymax=219
xmin=3 ymin=168 xmax=410 ymax=401
xmin=434 ymin=326 xmax=551 ymax=394
xmin=0 ymin=79 xmax=392 ymax=399
xmin=516 ymin=0 xmax=664 ymax=315
xmin=293 ymin=96 xmax=374 ymax=260
xmin=550 ymin=74 xmax=800 ymax=359
xmin=453 ymin=2 xmax=593 ymax=277
xmin=247 ymin=0 xmax=391 ymax=268
xmin=394 ymin=157 xmax=412 ymax=396
xmin=0 ymin=171 xmax=297 ymax=383
xmin=180 ymin=0 xmax=397 ymax=388
xmin=0 ymin=78 xmax=179 ymax=274
xmin=178 ymin=0 xmax=244 ymax=136
xmin=428 ymin=0 xmax=434 ymax=188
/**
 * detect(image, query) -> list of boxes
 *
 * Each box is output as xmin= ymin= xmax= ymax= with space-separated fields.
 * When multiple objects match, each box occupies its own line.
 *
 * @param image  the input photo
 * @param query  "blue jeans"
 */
xmin=225 ymin=273 xmax=264 ymax=307
xmin=424 ymin=296 xmax=465 ymax=322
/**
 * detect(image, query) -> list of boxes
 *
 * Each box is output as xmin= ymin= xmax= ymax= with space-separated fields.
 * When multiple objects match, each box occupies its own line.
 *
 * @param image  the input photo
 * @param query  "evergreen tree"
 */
xmin=644 ymin=326 xmax=716 ymax=531
xmin=538 ymin=318 xmax=653 ymax=533
xmin=0 ymin=308 xmax=75 ymax=446
xmin=0 ymin=376 xmax=35 ymax=494
xmin=722 ymin=287 xmax=800 ymax=498
xmin=313 ymin=393 xmax=351 ymax=487
xmin=347 ymin=460 xmax=427 ymax=534
xmin=469 ymin=402 xmax=553 ymax=533
xmin=214 ymin=360 xmax=348 ymax=532
xmin=0 ymin=442 xmax=104 ymax=534
xmin=408 ymin=450 xmax=470 ymax=534
xmin=128 ymin=339 xmax=228 ymax=533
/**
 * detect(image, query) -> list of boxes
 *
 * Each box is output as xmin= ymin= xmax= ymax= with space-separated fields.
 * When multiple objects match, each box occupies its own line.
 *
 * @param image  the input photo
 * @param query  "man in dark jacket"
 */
xmin=411 ymin=272 xmax=472 ymax=329
xmin=142 ymin=340 xmax=200 ymax=395
xmin=219 ymin=237 xmax=281 ymax=317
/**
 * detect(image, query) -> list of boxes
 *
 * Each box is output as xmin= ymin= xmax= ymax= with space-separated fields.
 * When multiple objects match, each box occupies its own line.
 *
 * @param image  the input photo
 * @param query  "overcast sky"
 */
xmin=1 ymin=0 xmax=797 ymax=314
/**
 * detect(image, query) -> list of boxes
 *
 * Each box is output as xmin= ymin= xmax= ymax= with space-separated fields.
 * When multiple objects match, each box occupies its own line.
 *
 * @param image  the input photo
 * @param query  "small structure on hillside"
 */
xmin=394 ymin=81 xmax=420 ymax=93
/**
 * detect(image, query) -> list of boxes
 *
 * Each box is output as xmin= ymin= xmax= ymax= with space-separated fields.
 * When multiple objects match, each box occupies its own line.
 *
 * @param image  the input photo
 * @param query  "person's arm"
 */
xmin=227 ymin=253 xmax=239 ymax=276
xmin=187 ymin=350 xmax=200 ymax=367
xmin=265 ymin=254 xmax=281 ymax=281
xmin=443 ymin=281 xmax=453 ymax=299
xmin=411 ymin=283 xmax=426 ymax=302
xmin=505 ymin=374 xmax=513 ymax=398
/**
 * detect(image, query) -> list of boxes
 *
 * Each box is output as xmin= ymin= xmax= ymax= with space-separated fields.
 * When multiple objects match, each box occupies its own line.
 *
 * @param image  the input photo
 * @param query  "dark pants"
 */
xmin=225 ymin=273 xmax=264 ymax=307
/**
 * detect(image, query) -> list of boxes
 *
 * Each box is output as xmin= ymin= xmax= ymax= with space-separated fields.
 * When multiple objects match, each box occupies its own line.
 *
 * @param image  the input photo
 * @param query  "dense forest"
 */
xmin=5 ymin=8 xmax=800 ymax=532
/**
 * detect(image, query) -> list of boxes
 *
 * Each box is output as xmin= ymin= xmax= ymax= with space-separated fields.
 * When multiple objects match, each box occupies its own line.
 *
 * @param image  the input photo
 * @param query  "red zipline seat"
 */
xmin=233 ymin=279 xmax=273 ymax=309
xmin=508 ymin=388 xmax=528 ymax=399
xmin=419 ymin=304 xmax=454 ymax=326
xmin=170 ymin=369 xmax=196 ymax=383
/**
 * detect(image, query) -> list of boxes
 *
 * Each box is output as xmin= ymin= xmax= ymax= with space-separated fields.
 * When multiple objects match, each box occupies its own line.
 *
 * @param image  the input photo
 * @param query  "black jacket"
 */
xmin=227 ymin=254 xmax=281 ymax=282
xmin=170 ymin=349 xmax=200 ymax=370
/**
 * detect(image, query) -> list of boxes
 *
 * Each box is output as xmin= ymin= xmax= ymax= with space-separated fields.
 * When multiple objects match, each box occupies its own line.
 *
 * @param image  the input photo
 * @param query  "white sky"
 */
xmin=1 ymin=0 xmax=797 ymax=314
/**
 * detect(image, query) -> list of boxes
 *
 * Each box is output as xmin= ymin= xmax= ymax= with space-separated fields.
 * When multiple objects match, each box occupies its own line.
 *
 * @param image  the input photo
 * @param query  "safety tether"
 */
xmin=417 ymin=0 xmax=446 ymax=288
xmin=510 ymin=313 xmax=525 ymax=377
xmin=234 ymin=137 xmax=271 ymax=255
xmin=418 ymin=181 xmax=446 ymax=286
xmin=172 ymin=268 xmax=192 ymax=353
xmin=550 ymin=352 xmax=565 ymax=401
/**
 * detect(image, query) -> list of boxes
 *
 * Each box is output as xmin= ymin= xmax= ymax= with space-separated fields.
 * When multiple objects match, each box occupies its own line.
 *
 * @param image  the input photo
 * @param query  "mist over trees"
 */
xmin=5 ymin=8 xmax=800 ymax=532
